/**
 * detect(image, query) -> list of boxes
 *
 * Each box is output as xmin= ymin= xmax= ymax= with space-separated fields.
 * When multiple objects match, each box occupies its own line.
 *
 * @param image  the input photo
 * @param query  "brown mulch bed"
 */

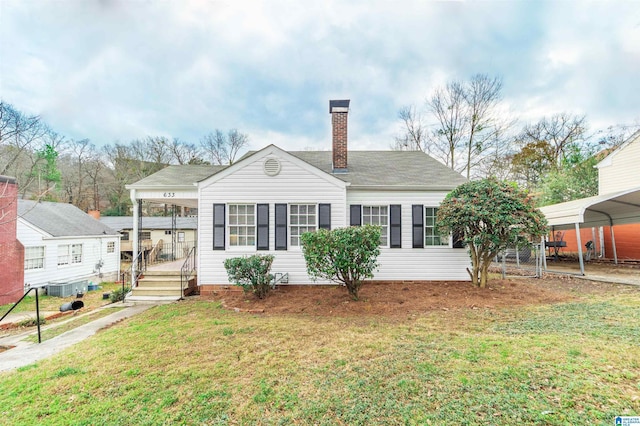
xmin=203 ymin=274 xmax=638 ymax=319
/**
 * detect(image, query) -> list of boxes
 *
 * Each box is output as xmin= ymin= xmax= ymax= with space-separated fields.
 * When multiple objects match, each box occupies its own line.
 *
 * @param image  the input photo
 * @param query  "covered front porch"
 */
xmin=124 ymin=164 xmax=222 ymax=301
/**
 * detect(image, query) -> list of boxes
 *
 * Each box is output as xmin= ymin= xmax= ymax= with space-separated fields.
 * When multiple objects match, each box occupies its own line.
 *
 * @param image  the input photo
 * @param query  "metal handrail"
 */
xmin=180 ymin=246 xmax=197 ymax=300
xmin=0 ymin=286 xmax=45 ymax=343
xmin=131 ymin=250 xmax=148 ymax=290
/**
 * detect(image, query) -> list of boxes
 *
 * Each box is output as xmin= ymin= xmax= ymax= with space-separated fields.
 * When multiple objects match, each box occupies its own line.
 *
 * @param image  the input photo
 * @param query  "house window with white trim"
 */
xmin=425 ymin=207 xmax=448 ymax=246
xmin=71 ymin=244 xmax=83 ymax=263
xmin=228 ymin=204 xmax=255 ymax=247
xmin=25 ymin=246 xmax=45 ymax=270
xmin=362 ymin=206 xmax=388 ymax=246
xmin=107 ymin=241 xmax=115 ymax=253
xmin=58 ymin=245 xmax=70 ymax=266
xmin=290 ymin=204 xmax=316 ymax=247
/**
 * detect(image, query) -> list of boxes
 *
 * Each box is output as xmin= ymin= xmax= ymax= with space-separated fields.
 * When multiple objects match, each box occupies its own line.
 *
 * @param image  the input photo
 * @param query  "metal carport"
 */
xmin=539 ymin=187 xmax=640 ymax=275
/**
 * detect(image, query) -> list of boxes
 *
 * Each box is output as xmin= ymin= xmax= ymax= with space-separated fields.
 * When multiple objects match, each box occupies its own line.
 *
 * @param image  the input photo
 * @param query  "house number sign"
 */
xmin=163 ymin=192 xmax=176 ymax=198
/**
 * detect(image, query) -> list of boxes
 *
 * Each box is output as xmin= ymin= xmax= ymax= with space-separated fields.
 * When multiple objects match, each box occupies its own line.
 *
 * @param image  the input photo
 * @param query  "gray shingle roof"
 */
xmin=128 ymin=149 xmax=467 ymax=191
xmin=127 ymin=164 xmax=226 ymax=188
xmin=289 ymin=151 xmax=467 ymax=189
xmin=18 ymin=200 xmax=118 ymax=237
xmin=100 ymin=216 xmax=197 ymax=231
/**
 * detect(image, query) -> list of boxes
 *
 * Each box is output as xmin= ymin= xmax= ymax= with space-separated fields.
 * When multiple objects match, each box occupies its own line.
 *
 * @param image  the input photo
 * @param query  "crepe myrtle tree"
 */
xmin=436 ymin=178 xmax=547 ymax=288
xmin=301 ymin=225 xmax=381 ymax=301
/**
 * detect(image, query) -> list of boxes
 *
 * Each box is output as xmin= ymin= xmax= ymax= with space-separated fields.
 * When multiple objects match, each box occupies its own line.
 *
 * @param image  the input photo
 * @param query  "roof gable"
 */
xmin=198 ymin=144 xmax=348 ymax=189
xmin=18 ymin=200 xmax=118 ymax=237
xmin=597 ymin=130 xmax=640 ymax=168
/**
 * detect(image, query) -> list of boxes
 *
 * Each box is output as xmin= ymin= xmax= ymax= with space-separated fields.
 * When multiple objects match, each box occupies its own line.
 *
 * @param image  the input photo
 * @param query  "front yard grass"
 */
xmin=1 ymin=293 xmax=639 ymax=425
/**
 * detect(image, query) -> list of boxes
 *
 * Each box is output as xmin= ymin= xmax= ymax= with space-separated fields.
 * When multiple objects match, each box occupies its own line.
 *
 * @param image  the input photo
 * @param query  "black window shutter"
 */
xmin=453 ymin=230 xmax=465 ymax=248
xmin=257 ymin=204 xmax=269 ymax=250
xmin=412 ymin=204 xmax=424 ymax=248
xmin=318 ymin=204 xmax=331 ymax=230
xmin=350 ymin=205 xmax=362 ymax=226
xmin=390 ymin=204 xmax=401 ymax=248
xmin=275 ymin=203 xmax=287 ymax=250
xmin=213 ymin=204 xmax=225 ymax=250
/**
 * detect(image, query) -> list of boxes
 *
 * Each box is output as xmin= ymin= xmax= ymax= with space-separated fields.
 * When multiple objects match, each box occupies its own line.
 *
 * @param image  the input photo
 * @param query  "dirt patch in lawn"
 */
xmin=204 ymin=274 xmax=639 ymax=319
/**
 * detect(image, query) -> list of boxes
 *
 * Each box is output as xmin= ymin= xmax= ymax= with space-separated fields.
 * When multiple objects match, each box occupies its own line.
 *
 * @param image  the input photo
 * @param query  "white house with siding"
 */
xmin=597 ymin=130 xmax=640 ymax=194
xmin=17 ymin=200 xmax=121 ymax=291
xmin=127 ymin=100 xmax=470 ymax=297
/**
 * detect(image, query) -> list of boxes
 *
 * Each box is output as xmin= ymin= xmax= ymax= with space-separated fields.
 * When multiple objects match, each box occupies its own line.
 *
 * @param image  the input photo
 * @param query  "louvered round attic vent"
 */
xmin=263 ymin=158 xmax=281 ymax=176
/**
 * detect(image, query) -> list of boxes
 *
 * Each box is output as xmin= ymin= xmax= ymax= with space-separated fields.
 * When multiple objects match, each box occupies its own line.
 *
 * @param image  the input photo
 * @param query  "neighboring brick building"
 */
xmin=0 ymin=176 xmax=25 ymax=305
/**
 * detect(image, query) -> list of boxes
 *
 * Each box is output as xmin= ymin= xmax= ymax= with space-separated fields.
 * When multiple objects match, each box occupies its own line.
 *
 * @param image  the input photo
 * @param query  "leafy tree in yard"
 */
xmin=224 ymin=254 xmax=275 ymax=299
xmin=436 ymin=179 xmax=547 ymax=288
xmin=301 ymin=225 xmax=381 ymax=301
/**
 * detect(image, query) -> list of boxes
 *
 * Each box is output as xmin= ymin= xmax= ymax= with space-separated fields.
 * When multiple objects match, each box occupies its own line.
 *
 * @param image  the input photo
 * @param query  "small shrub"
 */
xmin=301 ymin=225 xmax=381 ymax=300
xmin=110 ymin=286 xmax=131 ymax=303
xmin=224 ymin=254 xmax=275 ymax=299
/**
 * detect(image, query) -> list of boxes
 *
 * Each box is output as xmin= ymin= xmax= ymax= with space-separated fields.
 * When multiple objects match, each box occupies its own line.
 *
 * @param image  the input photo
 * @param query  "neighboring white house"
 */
xmin=17 ymin=200 xmax=121 ymax=290
xmin=596 ymin=130 xmax=640 ymax=194
xmin=127 ymin=100 xmax=470 ymax=293
xmin=99 ymin=216 xmax=197 ymax=245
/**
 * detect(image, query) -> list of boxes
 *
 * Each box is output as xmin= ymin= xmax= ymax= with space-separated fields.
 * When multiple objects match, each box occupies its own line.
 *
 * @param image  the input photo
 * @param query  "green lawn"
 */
xmin=0 ymin=293 xmax=639 ymax=425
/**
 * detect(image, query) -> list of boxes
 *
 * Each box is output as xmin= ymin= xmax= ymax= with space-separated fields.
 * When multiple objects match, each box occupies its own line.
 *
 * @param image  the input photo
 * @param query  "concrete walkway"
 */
xmin=0 ymin=304 xmax=154 ymax=373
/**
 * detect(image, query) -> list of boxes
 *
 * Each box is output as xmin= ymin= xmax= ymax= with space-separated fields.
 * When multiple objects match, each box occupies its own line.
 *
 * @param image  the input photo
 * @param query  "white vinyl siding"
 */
xmin=425 ymin=207 xmax=447 ymax=246
xmin=198 ymin=149 xmax=347 ymax=285
xmin=228 ymin=204 xmax=256 ymax=247
xmin=347 ymin=190 xmax=469 ymax=281
xmin=18 ymin=218 xmax=121 ymax=288
xmin=25 ymin=246 xmax=45 ymax=270
xmin=598 ymin=134 xmax=640 ymax=194
xmin=290 ymin=204 xmax=316 ymax=247
xmin=363 ymin=205 xmax=388 ymax=246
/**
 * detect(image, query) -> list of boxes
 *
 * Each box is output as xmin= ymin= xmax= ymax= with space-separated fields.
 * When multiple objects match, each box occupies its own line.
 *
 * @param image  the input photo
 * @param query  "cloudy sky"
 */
xmin=1 ymin=0 xmax=639 ymax=151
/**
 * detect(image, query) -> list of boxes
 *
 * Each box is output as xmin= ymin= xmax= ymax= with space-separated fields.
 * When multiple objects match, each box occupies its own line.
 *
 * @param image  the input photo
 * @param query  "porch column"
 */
xmin=610 ymin=225 xmax=618 ymax=265
xmin=130 ymin=189 xmax=138 ymax=280
xmin=575 ymin=222 xmax=585 ymax=275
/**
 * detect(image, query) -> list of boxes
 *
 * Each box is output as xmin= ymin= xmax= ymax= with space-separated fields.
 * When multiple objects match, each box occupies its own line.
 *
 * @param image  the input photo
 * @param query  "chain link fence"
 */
xmin=493 ymin=243 xmax=545 ymax=278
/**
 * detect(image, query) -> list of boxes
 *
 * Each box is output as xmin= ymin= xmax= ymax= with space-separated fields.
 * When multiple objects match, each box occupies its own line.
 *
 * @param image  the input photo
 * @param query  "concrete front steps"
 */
xmin=126 ymin=270 xmax=196 ymax=303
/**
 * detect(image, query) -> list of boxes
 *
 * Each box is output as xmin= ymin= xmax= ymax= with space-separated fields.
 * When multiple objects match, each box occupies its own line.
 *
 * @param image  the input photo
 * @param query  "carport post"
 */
xmin=610 ymin=225 xmax=618 ymax=265
xmin=575 ymin=222 xmax=585 ymax=275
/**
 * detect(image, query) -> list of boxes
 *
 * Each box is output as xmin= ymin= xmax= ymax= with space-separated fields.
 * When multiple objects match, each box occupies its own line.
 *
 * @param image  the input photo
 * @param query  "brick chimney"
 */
xmin=330 ymin=99 xmax=350 ymax=173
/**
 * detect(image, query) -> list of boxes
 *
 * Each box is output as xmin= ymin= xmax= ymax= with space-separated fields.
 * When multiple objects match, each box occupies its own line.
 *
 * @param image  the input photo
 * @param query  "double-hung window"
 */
xmin=71 ymin=244 xmax=83 ymax=263
xmin=228 ymin=204 xmax=256 ymax=247
xmin=25 ymin=246 xmax=45 ymax=270
xmin=362 ymin=206 xmax=388 ymax=246
xmin=58 ymin=245 xmax=70 ymax=266
xmin=289 ymin=204 xmax=316 ymax=247
xmin=425 ymin=207 xmax=448 ymax=246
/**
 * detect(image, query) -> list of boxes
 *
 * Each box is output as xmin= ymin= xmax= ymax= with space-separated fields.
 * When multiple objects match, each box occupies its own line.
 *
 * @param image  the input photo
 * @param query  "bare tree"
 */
xmin=168 ymin=138 xmax=204 ymax=165
xmin=397 ymin=74 xmax=509 ymax=179
xmin=0 ymin=101 xmax=46 ymax=176
xmin=427 ymin=80 xmax=467 ymax=171
xmin=200 ymin=129 xmax=249 ymax=165
xmin=519 ymin=113 xmax=587 ymax=169
xmin=392 ymin=106 xmax=426 ymax=151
